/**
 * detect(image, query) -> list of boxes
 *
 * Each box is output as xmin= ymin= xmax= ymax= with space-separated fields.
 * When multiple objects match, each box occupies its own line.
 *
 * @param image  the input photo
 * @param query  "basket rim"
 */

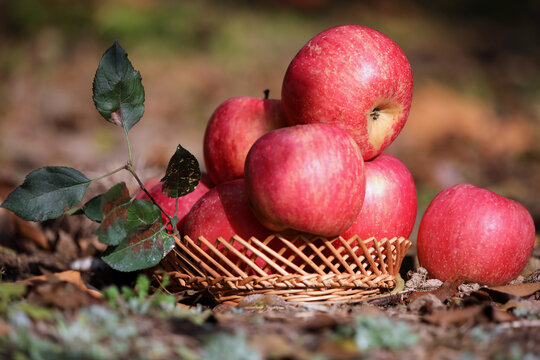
xmin=162 ymin=271 xmax=399 ymax=291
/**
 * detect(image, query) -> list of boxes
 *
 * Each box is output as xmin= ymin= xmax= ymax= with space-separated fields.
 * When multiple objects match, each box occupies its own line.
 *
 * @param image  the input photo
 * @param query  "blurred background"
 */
xmin=1 ymin=0 xmax=539 ymax=242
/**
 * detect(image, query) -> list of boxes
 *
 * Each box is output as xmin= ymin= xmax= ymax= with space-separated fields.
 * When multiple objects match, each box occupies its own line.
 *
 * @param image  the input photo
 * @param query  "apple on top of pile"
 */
xmin=140 ymin=25 xmax=536 ymax=286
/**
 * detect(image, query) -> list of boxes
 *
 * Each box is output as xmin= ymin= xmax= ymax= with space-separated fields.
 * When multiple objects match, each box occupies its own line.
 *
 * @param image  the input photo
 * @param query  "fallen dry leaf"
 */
xmin=501 ymin=299 xmax=540 ymax=314
xmin=296 ymin=311 xmax=340 ymax=332
xmin=249 ymin=332 xmax=301 ymax=359
xmin=27 ymin=281 xmax=102 ymax=310
xmin=408 ymin=293 xmax=445 ymax=314
xmin=316 ymin=337 xmax=364 ymax=360
xmin=0 ymin=320 xmax=11 ymax=337
xmin=489 ymin=282 xmax=540 ymax=298
xmin=21 ymin=270 xmax=103 ymax=310
xmin=423 ymin=304 xmax=517 ymax=327
xmin=237 ymin=294 xmax=291 ymax=308
xmin=12 ymin=215 xmax=50 ymax=250
xmin=55 ymin=230 xmax=79 ymax=261
xmin=21 ymin=270 xmax=102 ymax=299
xmin=472 ymin=282 xmax=540 ymax=305
xmin=408 ymin=280 xmax=462 ymax=304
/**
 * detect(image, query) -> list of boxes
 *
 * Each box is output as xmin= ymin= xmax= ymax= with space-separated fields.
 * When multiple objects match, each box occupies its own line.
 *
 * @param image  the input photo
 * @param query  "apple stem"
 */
xmin=370 ymin=108 xmax=381 ymax=121
xmin=125 ymin=163 xmax=176 ymax=230
xmin=263 ymin=89 xmax=270 ymax=100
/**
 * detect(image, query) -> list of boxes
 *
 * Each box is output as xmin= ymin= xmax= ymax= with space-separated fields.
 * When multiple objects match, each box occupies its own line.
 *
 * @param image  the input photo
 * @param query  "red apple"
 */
xmin=340 ymin=153 xmax=417 ymax=242
xmin=183 ymin=179 xmax=273 ymax=270
xmin=138 ymin=176 xmax=161 ymax=192
xmin=203 ymin=96 xmax=287 ymax=185
xmin=183 ymin=178 xmax=273 ymax=242
xmin=281 ymin=24 xmax=413 ymax=160
xmin=417 ymin=184 xmax=535 ymax=285
xmin=244 ymin=123 xmax=366 ymax=237
xmin=136 ymin=173 xmax=213 ymax=233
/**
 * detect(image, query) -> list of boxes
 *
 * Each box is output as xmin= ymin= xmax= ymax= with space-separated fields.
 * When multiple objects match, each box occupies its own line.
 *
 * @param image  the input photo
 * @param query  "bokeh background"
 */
xmin=1 ymin=0 xmax=539 ymax=242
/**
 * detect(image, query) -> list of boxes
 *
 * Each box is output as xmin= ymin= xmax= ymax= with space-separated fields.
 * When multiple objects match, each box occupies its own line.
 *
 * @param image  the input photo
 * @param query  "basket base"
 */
xmin=205 ymin=283 xmax=396 ymax=305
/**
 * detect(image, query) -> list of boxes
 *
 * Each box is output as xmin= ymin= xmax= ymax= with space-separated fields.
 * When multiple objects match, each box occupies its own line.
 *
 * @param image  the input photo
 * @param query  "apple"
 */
xmin=183 ymin=178 xmax=273 ymax=242
xmin=340 ymin=153 xmax=417 ymax=242
xmin=136 ymin=173 xmax=213 ymax=233
xmin=138 ymin=176 xmax=161 ymax=192
xmin=244 ymin=123 xmax=366 ymax=237
xmin=183 ymin=178 xmax=273 ymax=270
xmin=417 ymin=184 xmax=536 ymax=285
xmin=203 ymin=96 xmax=287 ymax=185
xmin=281 ymin=24 xmax=413 ymax=160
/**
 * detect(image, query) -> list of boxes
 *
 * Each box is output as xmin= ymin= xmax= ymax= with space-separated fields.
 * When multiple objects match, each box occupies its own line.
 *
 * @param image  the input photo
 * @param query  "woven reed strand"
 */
xmin=159 ymin=234 xmax=411 ymax=303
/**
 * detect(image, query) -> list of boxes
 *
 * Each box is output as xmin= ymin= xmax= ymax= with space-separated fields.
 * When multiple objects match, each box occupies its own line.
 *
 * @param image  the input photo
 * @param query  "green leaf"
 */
xmin=0 ymin=282 xmax=27 ymax=300
xmin=16 ymin=302 xmax=54 ymax=321
xmin=161 ymin=144 xmax=200 ymax=198
xmin=1 ymin=166 xmax=90 ymax=222
xmin=92 ymin=40 xmax=145 ymax=132
xmin=94 ymin=182 xmax=131 ymax=245
xmin=82 ymin=194 xmax=103 ymax=222
xmin=135 ymin=274 xmax=150 ymax=300
xmin=101 ymin=222 xmax=175 ymax=272
xmin=351 ymin=316 xmax=418 ymax=351
xmin=126 ymin=199 xmax=161 ymax=231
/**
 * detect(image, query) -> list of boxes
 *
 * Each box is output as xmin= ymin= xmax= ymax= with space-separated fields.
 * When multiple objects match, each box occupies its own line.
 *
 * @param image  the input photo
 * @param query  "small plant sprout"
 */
xmin=334 ymin=315 xmax=419 ymax=351
xmin=103 ymin=274 xmax=176 ymax=315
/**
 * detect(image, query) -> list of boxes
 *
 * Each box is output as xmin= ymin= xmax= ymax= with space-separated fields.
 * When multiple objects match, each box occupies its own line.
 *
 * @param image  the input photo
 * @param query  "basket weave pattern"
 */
xmin=160 ymin=234 xmax=411 ymax=304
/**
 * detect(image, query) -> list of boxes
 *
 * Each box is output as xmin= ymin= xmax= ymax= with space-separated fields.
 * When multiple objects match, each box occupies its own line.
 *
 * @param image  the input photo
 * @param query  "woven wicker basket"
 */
xmin=159 ymin=233 xmax=411 ymax=304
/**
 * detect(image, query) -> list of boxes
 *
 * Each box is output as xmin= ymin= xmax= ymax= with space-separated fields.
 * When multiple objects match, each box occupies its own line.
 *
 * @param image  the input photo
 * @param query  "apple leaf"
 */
xmin=126 ymin=199 xmax=161 ymax=231
xmin=1 ymin=166 xmax=91 ymax=222
xmin=160 ymin=144 xmax=200 ymax=198
xmin=101 ymin=221 xmax=174 ymax=272
xmin=92 ymin=40 xmax=145 ymax=132
xmin=94 ymin=182 xmax=131 ymax=246
xmin=96 ymin=185 xmax=171 ymax=271
xmin=81 ymin=194 xmax=103 ymax=222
